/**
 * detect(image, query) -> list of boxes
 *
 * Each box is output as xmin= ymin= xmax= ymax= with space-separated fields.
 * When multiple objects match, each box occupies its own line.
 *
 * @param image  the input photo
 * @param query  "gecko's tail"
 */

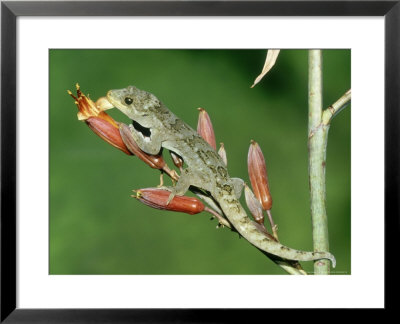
xmin=265 ymin=242 xmax=336 ymax=268
xmin=312 ymin=252 xmax=336 ymax=268
xmin=218 ymin=193 xmax=337 ymax=268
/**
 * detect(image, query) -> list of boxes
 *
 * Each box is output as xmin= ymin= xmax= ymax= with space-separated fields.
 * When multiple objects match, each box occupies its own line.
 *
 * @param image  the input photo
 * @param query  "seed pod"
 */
xmin=218 ymin=143 xmax=227 ymax=165
xmin=134 ymin=188 xmax=205 ymax=215
xmin=248 ymin=140 xmax=273 ymax=210
xmin=197 ymin=108 xmax=216 ymax=150
xmin=244 ymin=183 xmax=264 ymax=225
xmin=119 ymin=123 xmax=165 ymax=170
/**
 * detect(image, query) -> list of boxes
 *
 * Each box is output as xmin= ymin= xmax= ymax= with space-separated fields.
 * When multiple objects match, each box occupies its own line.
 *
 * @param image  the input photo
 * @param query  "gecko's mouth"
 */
xmin=131 ymin=119 xmax=151 ymax=138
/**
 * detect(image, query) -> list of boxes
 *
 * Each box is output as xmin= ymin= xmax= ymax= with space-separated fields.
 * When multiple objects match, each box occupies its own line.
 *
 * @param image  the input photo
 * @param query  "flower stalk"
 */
xmin=308 ymin=50 xmax=331 ymax=275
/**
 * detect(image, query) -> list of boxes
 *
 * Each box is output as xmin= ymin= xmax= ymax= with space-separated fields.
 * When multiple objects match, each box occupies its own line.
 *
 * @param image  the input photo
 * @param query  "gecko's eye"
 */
xmin=124 ymin=97 xmax=133 ymax=105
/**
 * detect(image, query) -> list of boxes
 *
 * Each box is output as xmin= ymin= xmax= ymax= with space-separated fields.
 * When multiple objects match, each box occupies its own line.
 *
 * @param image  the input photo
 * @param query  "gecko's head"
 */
xmin=106 ymin=86 xmax=160 ymax=119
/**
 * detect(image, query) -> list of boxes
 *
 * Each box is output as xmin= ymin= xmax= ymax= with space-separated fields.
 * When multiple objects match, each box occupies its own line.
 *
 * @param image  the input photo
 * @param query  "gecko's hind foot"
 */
xmin=161 ymin=169 xmax=191 ymax=205
xmin=156 ymin=186 xmax=179 ymax=205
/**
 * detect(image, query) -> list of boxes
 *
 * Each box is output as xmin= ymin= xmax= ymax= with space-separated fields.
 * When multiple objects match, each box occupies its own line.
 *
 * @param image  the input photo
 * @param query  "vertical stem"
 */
xmin=308 ymin=50 xmax=331 ymax=275
xmin=308 ymin=50 xmax=323 ymax=130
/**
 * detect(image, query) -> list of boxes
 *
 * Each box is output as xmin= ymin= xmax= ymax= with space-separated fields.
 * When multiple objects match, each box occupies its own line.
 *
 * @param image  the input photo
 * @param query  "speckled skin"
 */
xmin=107 ymin=86 xmax=336 ymax=267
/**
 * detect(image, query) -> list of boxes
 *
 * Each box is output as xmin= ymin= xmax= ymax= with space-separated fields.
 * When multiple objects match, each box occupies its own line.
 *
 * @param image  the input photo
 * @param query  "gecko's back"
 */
xmin=159 ymin=108 xmax=233 ymax=197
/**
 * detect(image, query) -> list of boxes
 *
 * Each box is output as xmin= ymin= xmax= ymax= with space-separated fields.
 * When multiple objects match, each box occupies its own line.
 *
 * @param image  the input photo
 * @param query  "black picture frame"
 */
xmin=1 ymin=0 xmax=397 ymax=321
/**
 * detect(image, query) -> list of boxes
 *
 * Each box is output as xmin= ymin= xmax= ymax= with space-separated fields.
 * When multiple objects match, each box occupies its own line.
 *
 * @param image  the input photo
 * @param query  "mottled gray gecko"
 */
xmin=106 ymin=85 xmax=336 ymax=267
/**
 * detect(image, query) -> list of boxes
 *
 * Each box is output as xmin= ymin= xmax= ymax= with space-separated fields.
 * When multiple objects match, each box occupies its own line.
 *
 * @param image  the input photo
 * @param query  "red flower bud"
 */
xmin=85 ymin=117 xmax=132 ymax=155
xmin=197 ymin=108 xmax=216 ymax=150
xmin=134 ymin=188 xmax=205 ymax=215
xmin=248 ymin=140 xmax=273 ymax=210
xmin=68 ymin=84 xmax=132 ymax=155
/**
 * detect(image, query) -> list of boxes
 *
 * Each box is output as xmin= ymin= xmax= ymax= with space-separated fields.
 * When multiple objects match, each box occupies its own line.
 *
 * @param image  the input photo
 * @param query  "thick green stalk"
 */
xmin=308 ymin=50 xmax=331 ymax=275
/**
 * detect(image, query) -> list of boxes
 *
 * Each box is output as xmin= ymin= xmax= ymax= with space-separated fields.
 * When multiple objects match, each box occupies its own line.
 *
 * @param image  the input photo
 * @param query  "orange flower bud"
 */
xmin=244 ymin=183 xmax=264 ymax=225
xmin=119 ymin=123 xmax=166 ymax=170
xmin=134 ymin=188 xmax=205 ymax=215
xmin=197 ymin=108 xmax=216 ymax=150
xmin=218 ymin=142 xmax=227 ymax=165
xmin=68 ymin=84 xmax=131 ymax=155
xmin=248 ymin=140 xmax=273 ymax=210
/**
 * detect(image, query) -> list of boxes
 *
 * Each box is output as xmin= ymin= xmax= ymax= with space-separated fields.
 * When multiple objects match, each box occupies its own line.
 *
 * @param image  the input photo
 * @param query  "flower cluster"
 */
xmin=69 ymin=85 xmax=275 ymax=234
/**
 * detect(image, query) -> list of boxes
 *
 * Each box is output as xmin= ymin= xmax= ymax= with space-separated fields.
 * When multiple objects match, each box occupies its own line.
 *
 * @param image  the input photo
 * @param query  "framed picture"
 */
xmin=1 ymin=0 xmax=396 ymax=321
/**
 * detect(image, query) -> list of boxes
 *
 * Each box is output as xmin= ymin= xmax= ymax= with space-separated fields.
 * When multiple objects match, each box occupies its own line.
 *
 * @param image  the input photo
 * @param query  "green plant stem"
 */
xmin=308 ymin=50 xmax=331 ymax=275
xmin=322 ymin=89 xmax=351 ymax=125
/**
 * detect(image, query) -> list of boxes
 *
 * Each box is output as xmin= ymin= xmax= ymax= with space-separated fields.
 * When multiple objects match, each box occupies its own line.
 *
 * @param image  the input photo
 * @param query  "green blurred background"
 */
xmin=49 ymin=49 xmax=350 ymax=275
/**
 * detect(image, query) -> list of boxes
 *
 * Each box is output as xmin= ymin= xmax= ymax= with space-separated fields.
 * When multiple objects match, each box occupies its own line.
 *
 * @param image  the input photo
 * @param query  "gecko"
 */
xmin=106 ymin=85 xmax=336 ymax=267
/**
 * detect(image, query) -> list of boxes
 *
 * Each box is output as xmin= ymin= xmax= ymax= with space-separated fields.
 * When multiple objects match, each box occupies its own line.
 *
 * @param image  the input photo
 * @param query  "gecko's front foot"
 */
xmin=155 ymin=168 xmax=192 ymax=205
xmin=163 ymin=184 xmax=191 ymax=205
xmin=155 ymin=185 xmax=178 ymax=205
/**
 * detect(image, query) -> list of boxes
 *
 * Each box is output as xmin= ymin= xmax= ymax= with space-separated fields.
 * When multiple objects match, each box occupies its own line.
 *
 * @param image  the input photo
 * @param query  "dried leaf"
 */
xmin=251 ymin=49 xmax=280 ymax=88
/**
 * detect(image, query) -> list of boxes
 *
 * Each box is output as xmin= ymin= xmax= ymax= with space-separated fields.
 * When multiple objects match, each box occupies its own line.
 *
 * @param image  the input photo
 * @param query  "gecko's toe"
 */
xmin=166 ymin=192 xmax=175 ymax=205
